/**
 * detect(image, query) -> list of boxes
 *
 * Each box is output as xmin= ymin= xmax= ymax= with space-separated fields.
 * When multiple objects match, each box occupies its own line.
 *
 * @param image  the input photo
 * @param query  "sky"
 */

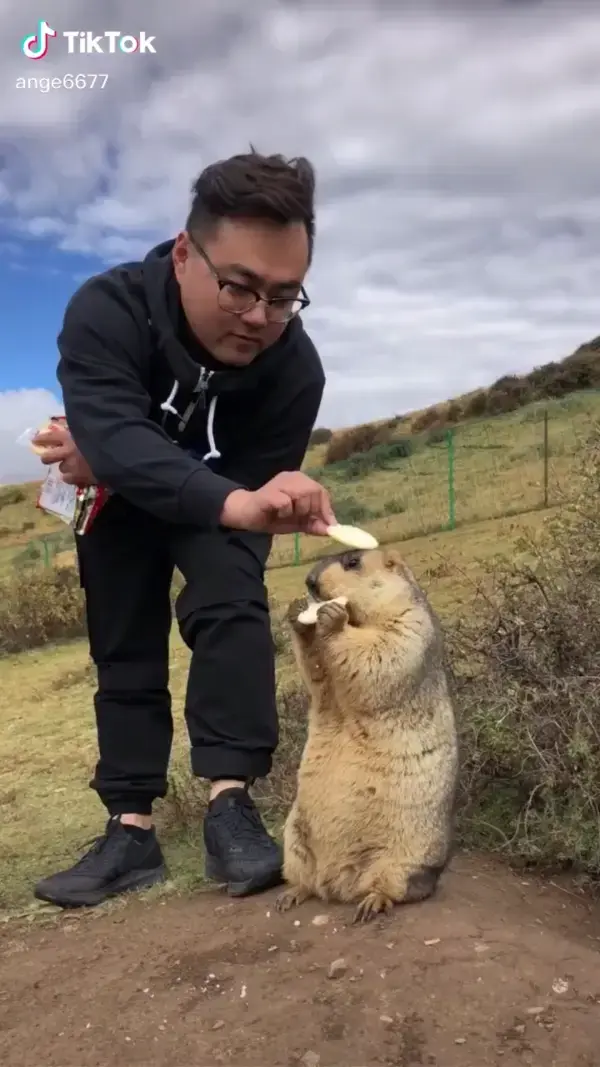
xmin=1 ymin=0 xmax=599 ymax=483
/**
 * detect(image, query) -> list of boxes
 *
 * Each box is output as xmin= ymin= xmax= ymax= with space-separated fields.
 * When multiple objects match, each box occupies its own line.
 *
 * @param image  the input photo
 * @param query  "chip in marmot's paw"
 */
xmin=297 ymin=596 xmax=348 ymax=626
xmin=326 ymin=524 xmax=378 ymax=550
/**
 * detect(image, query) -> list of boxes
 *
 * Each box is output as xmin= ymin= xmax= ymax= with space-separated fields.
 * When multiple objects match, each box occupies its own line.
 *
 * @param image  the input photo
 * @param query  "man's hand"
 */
xmin=220 ymin=471 xmax=336 ymax=535
xmin=31 ymin=424 xmax=97 ymax=486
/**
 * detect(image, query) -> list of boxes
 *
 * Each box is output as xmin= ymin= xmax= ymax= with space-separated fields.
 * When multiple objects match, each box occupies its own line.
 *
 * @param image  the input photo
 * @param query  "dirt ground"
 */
xmin=1 ymin=854 xmax=599 ymax=1067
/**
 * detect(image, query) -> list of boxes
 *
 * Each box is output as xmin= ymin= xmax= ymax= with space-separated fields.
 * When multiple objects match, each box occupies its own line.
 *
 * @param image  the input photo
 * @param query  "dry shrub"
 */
xmin=449 ymin=426 xmax=600 ymax=877
xmin=158 ymin=681 xmax=308 ymax=837
xmin=0 ymin=564 xmax=86 ymax=655
xmin=324 ymin=419 xmax=395 ymax=464
xmin=253 ymin=682 xmax=308 ymax=824
xmin=309 ymin=426 xmax=332 ymax=446
xmin=411 ymin=406 xmax=442 ymax=433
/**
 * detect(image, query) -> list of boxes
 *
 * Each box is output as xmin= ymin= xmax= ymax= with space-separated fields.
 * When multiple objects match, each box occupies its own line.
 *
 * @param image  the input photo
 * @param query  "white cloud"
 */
xmin=0 ymin=389 xmax=63 ymax=485
xmin=1 ymin=0 xmax=600 ymax=431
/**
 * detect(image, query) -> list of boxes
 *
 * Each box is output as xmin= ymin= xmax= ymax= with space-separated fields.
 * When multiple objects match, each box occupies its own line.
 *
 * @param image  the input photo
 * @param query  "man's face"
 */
xmin=172 ymin=217 xmax=310 ymax=366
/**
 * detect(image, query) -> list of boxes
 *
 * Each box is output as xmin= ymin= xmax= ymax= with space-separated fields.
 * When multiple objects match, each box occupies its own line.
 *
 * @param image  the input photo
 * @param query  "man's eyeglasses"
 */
xmin=188 ymin=233 xmax=310 ymax=323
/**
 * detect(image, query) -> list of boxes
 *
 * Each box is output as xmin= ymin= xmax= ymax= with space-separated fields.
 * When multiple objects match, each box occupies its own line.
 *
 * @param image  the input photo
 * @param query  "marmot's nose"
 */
xmin=306 ymin=572 xmax=319 ymax=598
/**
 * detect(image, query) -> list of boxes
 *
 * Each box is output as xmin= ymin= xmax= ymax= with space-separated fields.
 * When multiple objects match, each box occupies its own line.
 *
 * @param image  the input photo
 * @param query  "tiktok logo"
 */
xmin=21 ymin=20 xmax=56 ymax=60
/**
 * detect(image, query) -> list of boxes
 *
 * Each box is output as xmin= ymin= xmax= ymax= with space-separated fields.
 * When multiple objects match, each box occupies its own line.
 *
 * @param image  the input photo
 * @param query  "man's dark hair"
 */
xmin=186 ymin=149 xmax=316 ymax=261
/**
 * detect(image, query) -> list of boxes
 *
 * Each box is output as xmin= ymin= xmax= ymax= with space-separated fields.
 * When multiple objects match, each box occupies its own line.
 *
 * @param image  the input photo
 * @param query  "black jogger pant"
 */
xmin=75 ymin=495 xmax=278 ymax=815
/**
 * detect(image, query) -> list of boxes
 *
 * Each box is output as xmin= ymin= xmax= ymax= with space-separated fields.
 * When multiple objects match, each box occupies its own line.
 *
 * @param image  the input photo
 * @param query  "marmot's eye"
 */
xmin=343 ymin=553 xmax=361 ymax=570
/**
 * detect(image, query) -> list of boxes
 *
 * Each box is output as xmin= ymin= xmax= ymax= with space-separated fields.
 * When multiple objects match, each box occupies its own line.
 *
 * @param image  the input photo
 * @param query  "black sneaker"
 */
xmin=203 ymin=787 xmax=283 ymax=897
xmin=33 ymin=817 xmax=167 ymax=908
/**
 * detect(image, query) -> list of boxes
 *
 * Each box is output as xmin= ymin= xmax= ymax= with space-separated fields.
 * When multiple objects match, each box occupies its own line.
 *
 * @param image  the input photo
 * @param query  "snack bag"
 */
xmin=17 ymin=416 xmax=111 ymax=534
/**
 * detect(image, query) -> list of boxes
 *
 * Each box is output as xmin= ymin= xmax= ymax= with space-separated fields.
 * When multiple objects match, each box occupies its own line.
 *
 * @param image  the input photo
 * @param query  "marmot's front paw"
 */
xmin=316 ymin=599 xmax=348 ymax=636
xmin=286 ymin=597 xmax=311 ymax=630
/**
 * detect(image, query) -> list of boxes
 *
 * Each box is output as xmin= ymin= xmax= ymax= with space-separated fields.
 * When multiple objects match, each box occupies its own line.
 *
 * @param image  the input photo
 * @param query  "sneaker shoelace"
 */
xmin=70 ymin=819 xmax=122 ymax=871
xmin=216 ymin=800 xmax=272 ymax=846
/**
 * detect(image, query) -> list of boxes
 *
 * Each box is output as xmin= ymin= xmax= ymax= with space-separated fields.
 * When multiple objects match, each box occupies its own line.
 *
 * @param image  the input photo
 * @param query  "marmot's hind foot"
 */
xmin=352 ymin=892 xmax=395 ymax=924
xmin=275 ymin=885 xmax=312 ymax=913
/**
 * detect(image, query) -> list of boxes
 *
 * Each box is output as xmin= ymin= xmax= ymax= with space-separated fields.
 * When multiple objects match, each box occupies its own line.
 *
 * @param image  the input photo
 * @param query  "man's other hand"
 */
xmin=32 ymin=424 xmax=96 ymax=486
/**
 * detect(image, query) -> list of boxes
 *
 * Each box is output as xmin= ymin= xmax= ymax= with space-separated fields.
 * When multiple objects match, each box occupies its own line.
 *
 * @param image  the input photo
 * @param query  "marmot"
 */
xmin=276 ymin=546 xmax=459 ymax=923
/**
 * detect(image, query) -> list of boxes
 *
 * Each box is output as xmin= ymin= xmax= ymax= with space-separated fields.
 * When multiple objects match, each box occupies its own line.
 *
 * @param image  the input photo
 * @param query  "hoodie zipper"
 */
xmin=176 ymin=367 xmax=213 ymax=434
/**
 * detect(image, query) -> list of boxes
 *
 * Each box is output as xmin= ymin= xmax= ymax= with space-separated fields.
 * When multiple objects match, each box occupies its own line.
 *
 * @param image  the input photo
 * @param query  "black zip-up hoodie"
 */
xmin=56 ymin=239 xmax=325 ymax=527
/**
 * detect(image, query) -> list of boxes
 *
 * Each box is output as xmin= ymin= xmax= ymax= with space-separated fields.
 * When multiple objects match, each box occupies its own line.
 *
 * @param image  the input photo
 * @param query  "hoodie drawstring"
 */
xmin=160 ymin=380 xmax=180 ymax=417
xmin=160 ymin=377 xmax=221 ymax=464
xmin=203 ymin=395 xmax=221 ymax=462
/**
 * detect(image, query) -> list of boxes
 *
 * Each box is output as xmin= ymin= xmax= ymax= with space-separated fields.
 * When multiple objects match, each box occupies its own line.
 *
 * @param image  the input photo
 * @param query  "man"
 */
xmin=32 ymin=150 xmax=335 ymax=909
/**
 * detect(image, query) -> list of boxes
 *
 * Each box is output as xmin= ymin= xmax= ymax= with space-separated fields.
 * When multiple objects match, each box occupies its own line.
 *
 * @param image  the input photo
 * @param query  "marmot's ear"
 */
xmin=383 ymin=548 xmax=403 ymax=570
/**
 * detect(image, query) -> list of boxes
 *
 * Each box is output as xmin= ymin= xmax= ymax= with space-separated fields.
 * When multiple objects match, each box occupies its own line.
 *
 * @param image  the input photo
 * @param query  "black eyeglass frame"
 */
xmin=187 ymin=232 xmax=311 ymax=322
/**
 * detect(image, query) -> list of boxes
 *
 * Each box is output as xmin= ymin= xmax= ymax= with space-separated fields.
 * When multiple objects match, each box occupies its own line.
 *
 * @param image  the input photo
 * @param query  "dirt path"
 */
xmin=1 ymin=855 xmax=599 ymax=1067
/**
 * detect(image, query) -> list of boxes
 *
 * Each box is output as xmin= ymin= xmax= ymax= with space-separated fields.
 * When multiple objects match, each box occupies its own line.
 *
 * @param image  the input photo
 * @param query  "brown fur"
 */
xmin=275 ymin=547 xmax=459 ymax=924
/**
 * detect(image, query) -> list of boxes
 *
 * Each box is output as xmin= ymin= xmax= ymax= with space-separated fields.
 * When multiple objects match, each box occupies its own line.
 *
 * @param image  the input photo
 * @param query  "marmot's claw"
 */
xmin=275 ymin=885 xmax=311 ymax=912
xmin=316 ymin=599 xmax=348 ymax=635
xmin=286 ymin=597 xmax=310 ymax=628
xmin=352 ymin=893 xmax=395 ymax=924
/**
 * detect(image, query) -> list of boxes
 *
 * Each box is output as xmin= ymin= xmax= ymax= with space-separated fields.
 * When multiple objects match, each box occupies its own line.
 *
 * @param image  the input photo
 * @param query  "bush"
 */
xmin=379 ymin=497 xmax=405 ymax=516
xmin=324 ymin=425 xmax=378 ymax=464
xmin=323 ymin=419 xmax=397 ymax=465
xmin=325 ymin=437 xmax=414 ymax=481
xmin=331 ymin=495 xmax=374 ymax=524
xmin=0 ymin=486 xmax=26 ymax=509
xmin=463 ymin=390 xmax=488 ymax=419
xmin=411 ymin=406 xmax=441 ymax=433
xmin=449 ymin=425 xmax=600 ymax=877
xmin=253 ymin=682 xmax=309 ymax=822
xmin=444 ymin=400 xmax=463 ymax=423
xmin=309 ymin=426 xmax=332 ymax=446
xmin=426 ymin=427 xmax=448 ymax=446
xmin=487 ymin=375 xmax=532 ymax=414
xmin=0 ymin=564 xmax=86 ymax=655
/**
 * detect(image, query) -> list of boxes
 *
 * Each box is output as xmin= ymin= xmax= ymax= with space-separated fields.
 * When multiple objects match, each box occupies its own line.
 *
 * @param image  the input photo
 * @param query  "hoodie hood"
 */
xmin=141 ymin=238 xmax=307 ymax=462
xmin=141 ymin=239 xmax=304 ymax=398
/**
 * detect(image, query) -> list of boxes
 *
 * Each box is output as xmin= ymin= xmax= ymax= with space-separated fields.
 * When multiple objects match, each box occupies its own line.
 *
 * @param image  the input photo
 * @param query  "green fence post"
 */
xmin=543 ymin=407 xmax=549 ymax=508
xmin=293 ymin=532 xmax=301 ymax=566
xmin=446 ymin=428 xmax=456 ymax=530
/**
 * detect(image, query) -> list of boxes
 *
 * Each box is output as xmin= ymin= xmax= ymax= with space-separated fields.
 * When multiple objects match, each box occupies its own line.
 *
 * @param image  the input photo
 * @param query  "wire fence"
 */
xmin=269 ymin=389 xmax=600 ymax=569
xmin=13 ymin=389 xmax=600 ymax=574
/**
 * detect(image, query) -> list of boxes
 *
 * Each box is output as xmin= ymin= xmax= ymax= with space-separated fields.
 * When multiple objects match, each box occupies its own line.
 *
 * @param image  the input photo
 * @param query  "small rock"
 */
xmin=327 ymin=958 xmax=348 ymax=979
xmin=240 ymin=984 xmax=247 ymax=999
xmin=300 ymin=1052 xmax=320 ymax=1067
xmin=455 ymin=1037 xmax=466 ymax=1045
xmin=552 ymin=978 xmax=569 ymax=995
xmin=526 ymin=1006 xmax=545 ymax=1016
xmin=380 ymin=1014 xmax=394 ymax=1025
xmin=293 ymin=920 xmax=301 ymax=927
xmin=424 ymin=938 xmax=440 ymax=946
xmin=212 ymin=1020 xmax=225 ymax=1031
xmin=312 ymin=914 xmax=329 ymax=926
xmin=268 ymin=945 xmax=278 ymax=952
